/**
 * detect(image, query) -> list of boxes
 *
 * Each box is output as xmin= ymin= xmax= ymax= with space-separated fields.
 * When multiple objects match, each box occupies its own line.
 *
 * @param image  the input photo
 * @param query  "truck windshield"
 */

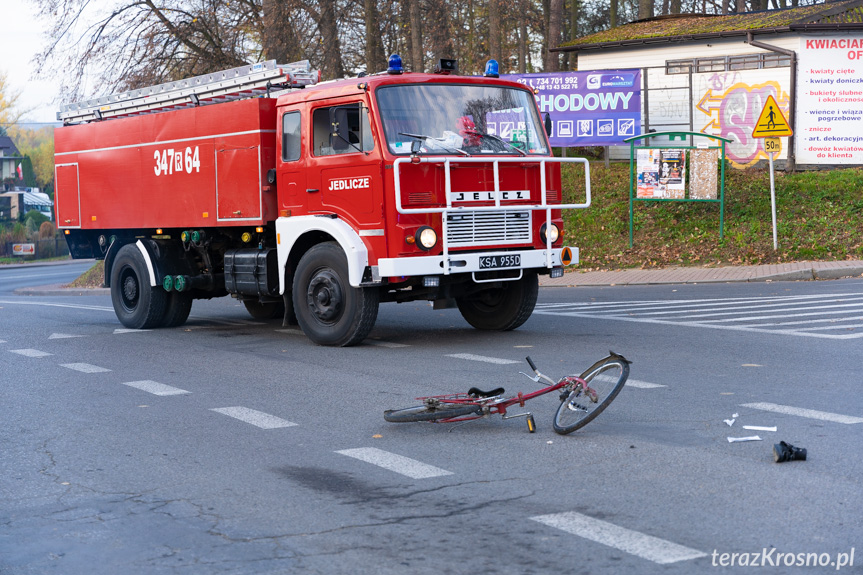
xmin=376 ymin=84 xmax=549 ymax=156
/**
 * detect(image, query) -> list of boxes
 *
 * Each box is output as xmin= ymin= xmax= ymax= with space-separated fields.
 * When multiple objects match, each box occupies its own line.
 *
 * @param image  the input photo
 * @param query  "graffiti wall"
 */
xmin=696 ymin=78 xmax=791 ymax=169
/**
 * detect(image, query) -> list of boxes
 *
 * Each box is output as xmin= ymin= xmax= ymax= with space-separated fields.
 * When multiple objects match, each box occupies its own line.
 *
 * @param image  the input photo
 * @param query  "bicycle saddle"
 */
xmin=467 ymin=387 xmax=505 ymax=398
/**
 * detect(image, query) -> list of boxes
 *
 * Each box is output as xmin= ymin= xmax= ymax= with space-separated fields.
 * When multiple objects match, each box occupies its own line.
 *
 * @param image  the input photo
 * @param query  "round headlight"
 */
xmin=416 ymin=226 xmax=437 ymax=250
xmin=540 ymin=223 xmax=560 ymax=244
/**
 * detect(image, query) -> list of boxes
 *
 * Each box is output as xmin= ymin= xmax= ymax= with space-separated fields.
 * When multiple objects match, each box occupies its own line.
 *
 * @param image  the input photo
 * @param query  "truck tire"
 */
xmin=162 ymin=292 xmax=193 ymax=327
xmin=243 ymin=300 xmax=285 ymax=320
xmin=292 ymin=242 xmax=379 ymax=346
xmin=110 ymin=244 xmax=168 ymax=329
xmin=456 ymin=271 xmax=538 ymax=331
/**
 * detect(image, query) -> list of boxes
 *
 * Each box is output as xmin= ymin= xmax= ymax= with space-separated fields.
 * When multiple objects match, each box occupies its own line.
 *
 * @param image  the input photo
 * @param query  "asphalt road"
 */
xmin=2 ymin=262 xmax=861 ymax=574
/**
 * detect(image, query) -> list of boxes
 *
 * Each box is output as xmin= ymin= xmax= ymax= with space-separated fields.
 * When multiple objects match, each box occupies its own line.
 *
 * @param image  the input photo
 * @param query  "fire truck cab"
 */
xmin=54 ymin=58 xmax=591 ymax=346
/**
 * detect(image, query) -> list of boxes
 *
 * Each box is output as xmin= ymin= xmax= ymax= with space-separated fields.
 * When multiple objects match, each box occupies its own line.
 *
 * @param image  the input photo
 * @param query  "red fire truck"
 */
xmin=54 ymin=57 xmax=591 ymax=346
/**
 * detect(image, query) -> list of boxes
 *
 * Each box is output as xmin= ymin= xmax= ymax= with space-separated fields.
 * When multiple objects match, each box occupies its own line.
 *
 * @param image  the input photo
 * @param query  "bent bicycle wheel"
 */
xmin=553 ymin=354 xmax=630 ymax=435
xmin=384 ymin=402 xmax=482 ymax=423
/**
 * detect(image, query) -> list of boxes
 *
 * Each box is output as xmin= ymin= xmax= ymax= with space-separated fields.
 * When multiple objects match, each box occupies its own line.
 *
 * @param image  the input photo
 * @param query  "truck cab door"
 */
xmin=309 ymin=101 xmax=382 ymax=228
xmin=277 ymin=108 xmax=308 ymax=214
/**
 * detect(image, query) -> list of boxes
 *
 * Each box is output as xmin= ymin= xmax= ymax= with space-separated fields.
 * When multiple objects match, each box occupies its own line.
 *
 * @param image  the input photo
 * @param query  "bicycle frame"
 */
xmin=416 ymin=372 xmax=591 ymax=423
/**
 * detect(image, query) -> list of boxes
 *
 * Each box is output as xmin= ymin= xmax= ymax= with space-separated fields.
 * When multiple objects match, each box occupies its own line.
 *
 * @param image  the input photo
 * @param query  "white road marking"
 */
xmin=49 ymin=333 xmax=85 ymax=339
xmin=625 ymin=378 xmax=666 ymax=389
xmin=741 ymin=402 xmax=863 ymax=424
xmin=0 ymin=300 xmax=113 ymax=312
xmin=9 ymin=349 xmax=53 ymax=358
xmin=593 ymin=373 xmax=664 ymax=388
xmin=61 ymin=363 xmax=111 ymax=373
xmin=367 ymin=340 xmax=409 ymax=348
xmin=336 ymin=447 xmax=453 ymax=479
xmin=531 ymin=511 xmax=707 ymax=564
xmin=210 ymin=406 xmax=297 ymax=429
xmin=114 ymin=328 xmax=151 ymax=334
xmin=534 ymin=293 xmax=863 ymax=340
xmin=122 ymin=380 xmax=191 ymax=396
xmin=0 ymin=339 xmax=6 ymax=344
xmin=445 ymin=353 xmax=520 ymax=365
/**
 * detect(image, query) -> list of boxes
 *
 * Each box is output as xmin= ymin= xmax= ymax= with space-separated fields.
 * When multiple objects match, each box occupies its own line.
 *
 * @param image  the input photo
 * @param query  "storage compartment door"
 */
xmin=216 ymin=146 xmax=262 ymax=221
xmin=55 ymin=163 xmax=81 ymax=228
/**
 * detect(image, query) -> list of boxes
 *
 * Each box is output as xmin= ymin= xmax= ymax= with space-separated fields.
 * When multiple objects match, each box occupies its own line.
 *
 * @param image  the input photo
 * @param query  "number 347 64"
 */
xmin=154 ymin=146 xmax=201 ymax=176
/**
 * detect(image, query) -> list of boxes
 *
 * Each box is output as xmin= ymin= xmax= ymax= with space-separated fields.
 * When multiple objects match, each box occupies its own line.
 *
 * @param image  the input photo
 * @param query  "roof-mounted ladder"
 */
xmin=58 ymin=60 xmax=318 ymax=124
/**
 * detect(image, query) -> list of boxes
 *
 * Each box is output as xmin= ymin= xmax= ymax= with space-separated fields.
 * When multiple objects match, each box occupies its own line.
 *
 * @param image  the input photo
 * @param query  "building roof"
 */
xmin=0 ymin=136 xmax=23 ymax=159
xmin=554 ymin=0 xmax=863 ymax=52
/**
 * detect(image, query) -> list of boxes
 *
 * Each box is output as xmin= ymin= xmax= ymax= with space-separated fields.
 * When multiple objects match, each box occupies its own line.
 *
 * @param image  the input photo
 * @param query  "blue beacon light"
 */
xmin=484 ymin=59 xmax=499 ymax=78
xmin=387 ymin=54 xmax=404 ymax=75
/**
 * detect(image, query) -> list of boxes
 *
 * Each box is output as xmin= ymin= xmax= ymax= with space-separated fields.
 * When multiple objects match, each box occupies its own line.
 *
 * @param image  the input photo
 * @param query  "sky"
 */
xmin=0 ymin=1 xmax=63 ymax=125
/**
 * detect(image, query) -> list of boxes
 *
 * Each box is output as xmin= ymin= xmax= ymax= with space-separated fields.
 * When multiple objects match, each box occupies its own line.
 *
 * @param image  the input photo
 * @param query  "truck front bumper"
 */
xmin=376 ymin=247 xmax=577 ymax=279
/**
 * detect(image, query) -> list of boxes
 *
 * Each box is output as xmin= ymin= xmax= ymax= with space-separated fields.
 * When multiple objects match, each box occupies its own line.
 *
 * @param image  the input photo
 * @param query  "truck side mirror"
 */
xmin=543 ymin=113 xmax=552 ymax=137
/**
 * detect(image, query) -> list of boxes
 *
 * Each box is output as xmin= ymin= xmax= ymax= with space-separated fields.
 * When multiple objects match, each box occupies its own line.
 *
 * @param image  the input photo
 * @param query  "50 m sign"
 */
xmin=154 ymin=146 xmax=201 ymax=176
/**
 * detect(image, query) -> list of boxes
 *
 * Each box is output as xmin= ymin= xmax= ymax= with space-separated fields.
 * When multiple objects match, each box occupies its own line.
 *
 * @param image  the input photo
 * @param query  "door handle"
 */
xmin=306 ymin=188 xmax=319 ymax=193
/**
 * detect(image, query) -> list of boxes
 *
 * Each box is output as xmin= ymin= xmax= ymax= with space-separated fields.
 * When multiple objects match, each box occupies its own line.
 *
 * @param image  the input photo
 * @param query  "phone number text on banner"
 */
xmin=504 ymin=70 xmax=642 ymax=147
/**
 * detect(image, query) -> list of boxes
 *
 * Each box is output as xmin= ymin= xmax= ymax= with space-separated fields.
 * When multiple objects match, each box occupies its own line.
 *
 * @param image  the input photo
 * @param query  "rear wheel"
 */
xmin=384 ymin=402 xmax=482 ymax=422
xmin=162 ymin=292 xmax=193 ymax=327
xmin=243 ymin=299 xmax=284 ymax=320
xmin=292 ymin=242 xmax=379 ymax=346
xmin=456 ymin=271 xmax=538 ymax=331
xmin=553 ymin=355 xmax=629 ymax=435
xmin=110 ymin=243 xmax=168 ymax=329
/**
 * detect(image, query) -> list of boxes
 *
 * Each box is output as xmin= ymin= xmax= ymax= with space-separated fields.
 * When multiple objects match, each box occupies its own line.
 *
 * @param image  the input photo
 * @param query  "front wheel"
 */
xmin=553 ymin=354 xmax=630 ymax=435
xmin=384 ymin=402 xmax=482 ymax=423
xmin=292 ymin=242 xmax=379 ymax=346
xmin=456 ymin=271 xmax=538 ymax=331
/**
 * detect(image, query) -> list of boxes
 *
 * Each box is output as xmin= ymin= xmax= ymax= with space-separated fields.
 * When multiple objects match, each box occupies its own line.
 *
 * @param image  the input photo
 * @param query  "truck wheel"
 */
xmin=292 ymin=242 xmax=379 ymax=346
xmin=110 ymin=244 xmax=168 ymax=329
xmin=243 ymin=300 xmax=284 ymax=320
xmin=162 ymin=292 xmax=193 ymax=327
xmin=456 ymin=271 xmax=538 ymax=331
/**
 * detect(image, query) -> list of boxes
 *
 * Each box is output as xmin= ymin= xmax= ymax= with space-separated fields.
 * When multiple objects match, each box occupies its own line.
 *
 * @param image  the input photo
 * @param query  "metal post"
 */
xmin=768 ymin=151 xmax=778 ymax=250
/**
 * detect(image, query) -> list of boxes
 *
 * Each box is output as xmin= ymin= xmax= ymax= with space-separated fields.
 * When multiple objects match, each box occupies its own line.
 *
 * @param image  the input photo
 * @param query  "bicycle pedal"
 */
xmin=526 ymin=414 xmax=536 ymax=433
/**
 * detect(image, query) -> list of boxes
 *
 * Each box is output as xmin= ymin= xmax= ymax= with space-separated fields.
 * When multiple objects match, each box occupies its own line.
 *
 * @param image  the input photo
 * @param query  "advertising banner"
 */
xmin=797 ymin=34 xmax=863 ymax=165
xmin=504 ymin=70 xmax=641 ymax=147
xmin=12 ymin=243 xmax=36 ymax=256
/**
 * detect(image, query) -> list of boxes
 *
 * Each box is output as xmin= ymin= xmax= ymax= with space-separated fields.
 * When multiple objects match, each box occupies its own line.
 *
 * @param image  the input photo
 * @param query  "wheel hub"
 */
xmin=122 ymin=273 xmax=139 ymax=307
xmin=306 ymin=270 xmax=343 ymax=322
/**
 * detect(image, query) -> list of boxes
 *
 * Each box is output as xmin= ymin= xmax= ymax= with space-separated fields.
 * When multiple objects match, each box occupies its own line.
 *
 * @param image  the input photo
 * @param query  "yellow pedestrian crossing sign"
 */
xmin=752 ymin=95 xmax=792 ymax=138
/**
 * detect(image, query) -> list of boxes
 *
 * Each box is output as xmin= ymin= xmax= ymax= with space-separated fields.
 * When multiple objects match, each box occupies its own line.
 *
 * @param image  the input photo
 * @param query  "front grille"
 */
xmin=446 ymin=211 xmax=532 ymax=247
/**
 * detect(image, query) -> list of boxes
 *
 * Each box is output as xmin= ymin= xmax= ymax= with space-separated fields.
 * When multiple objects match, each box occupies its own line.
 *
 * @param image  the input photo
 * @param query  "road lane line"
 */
xmin=741 ymin=402 xmax=863 ymax=424
xmin=9 ymin=349 xmax=53 ymax=358
xmin=210 ymin=406 xmax=297 ymax=429
xmin=122 ymin=380 xmax=191 ymax=396
xmin=49 ymin=333 xmax=85 ymax=339
xmin=113 ymin=329 xmax=152 ymax=334
xmin=531 ymin=511 xmax=707 ymax=564
xmin=61 ymin=363 xmax=111 ymax=373
xmin=625 ymin=378 xmax=666 ymax=389
xmin=0 ymin=300 xmax=113 ymax=311
xmin=335 ymin=447 xmax=453 ymax=479
xmin=446 ymin=353 xmax=520 ymax=365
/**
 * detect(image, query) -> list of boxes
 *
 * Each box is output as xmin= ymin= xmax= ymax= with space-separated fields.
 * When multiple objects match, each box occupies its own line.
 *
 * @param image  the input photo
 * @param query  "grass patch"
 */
xmin=67 ymin=261 xmax=105 ymax=288
xmin=562 ymin=163 xmax=863 ymax=270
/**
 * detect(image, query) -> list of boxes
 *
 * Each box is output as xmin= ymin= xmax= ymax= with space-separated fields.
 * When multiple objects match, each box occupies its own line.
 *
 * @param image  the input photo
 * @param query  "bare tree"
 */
xmin=364 ymin=0 xmax=387 ymax=73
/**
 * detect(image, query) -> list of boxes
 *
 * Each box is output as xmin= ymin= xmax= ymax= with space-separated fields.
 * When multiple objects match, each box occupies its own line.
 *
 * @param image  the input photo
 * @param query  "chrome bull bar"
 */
xmin=392 ymin=156 xmax=591 ymax=271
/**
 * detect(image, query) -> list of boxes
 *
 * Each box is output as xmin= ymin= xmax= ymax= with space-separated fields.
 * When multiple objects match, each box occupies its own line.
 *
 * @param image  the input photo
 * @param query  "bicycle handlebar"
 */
xmin=525 ymin=356 xmax=538 ymax=372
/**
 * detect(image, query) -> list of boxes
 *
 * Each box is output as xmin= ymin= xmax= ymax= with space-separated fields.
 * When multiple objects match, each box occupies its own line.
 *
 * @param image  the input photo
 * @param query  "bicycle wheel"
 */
xmin=553 ymin=354 xmax=630 ymax=435
xmin=384 ymin=402 xmax=482 ymax=423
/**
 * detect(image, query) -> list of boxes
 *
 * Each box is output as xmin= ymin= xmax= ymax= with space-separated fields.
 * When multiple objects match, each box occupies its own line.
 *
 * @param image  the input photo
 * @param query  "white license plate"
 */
xmin=479 ymin=254 xmax=521 ymax=269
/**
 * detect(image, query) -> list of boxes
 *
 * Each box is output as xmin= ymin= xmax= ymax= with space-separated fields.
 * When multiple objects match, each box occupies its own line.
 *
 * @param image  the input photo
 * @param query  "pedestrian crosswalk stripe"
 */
xmin=210 ymin=406 xmax=296 ymax=428
xmin=336 ymin=447 xmax=453 ymax=479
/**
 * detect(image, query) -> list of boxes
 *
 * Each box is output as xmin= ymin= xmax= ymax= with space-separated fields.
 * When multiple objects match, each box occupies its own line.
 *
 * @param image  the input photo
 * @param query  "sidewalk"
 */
xmin=539 ymin=260 xmax=863 ymax=287
xmin=8 ymin=259 xmax=863 ymax=296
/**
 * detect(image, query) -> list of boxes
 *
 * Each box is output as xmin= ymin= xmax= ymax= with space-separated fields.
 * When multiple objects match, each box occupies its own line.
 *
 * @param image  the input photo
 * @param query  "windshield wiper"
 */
xmin=463 ymin=130 xmax=527 ymax=156
xmin=398 ymin=132 xmax=470 ymax=156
